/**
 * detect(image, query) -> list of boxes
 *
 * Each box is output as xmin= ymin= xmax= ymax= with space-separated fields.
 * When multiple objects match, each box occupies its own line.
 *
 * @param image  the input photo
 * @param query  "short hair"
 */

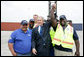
xmin=67 ymin=20 xmax=72 ymax=23
xmin=33 ymin=14 xmax=38 ymax=17
xmin=38 ymin=16 xmax=44 ymax=21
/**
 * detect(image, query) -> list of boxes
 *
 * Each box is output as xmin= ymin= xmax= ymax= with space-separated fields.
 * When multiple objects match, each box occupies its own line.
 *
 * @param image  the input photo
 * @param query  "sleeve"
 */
xmin=31 ymin=29 xmax=36 ymax=49
xmin=73 ymin=29 xmax=79 ymax=40
xmin=8 ymin=31 xmax=16 ymax=43
xmin=51 ymin=23 xmax=58 ymax=31
xmin=45 ymin=21 xmax=52 ymax=28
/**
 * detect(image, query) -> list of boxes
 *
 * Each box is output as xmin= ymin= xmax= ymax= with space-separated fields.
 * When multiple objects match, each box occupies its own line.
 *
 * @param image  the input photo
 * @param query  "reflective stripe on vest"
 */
xmin=52 ymin=24 xmax=74 ymax=49
xmin=53 ymin=38 xmax=73 ymax=45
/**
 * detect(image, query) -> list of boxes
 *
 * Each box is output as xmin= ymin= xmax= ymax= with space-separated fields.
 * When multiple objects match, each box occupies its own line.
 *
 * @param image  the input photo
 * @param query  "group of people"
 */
xmin=8 ymin=4 xmax=80 ymax=56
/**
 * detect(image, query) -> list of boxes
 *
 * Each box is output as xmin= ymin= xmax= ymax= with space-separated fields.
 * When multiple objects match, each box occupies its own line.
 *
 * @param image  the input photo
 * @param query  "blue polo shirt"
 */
xmin=8 ymin=28 xmax=32 ymax=54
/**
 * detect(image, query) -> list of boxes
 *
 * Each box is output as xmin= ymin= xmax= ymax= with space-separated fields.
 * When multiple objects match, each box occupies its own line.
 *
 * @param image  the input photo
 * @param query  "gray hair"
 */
xmin=38 ymin=16 xmax=44 ymax=21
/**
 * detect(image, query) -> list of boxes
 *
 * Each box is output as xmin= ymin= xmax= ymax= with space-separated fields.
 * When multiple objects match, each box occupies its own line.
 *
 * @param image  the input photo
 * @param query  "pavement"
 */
xmin=1 ymin=31 xmax=83 ymax=56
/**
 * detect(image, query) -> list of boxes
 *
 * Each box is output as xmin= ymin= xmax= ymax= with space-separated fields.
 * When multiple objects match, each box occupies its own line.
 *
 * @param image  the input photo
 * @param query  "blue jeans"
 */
xmin=16 ymin=52 xmax=31 ymax=56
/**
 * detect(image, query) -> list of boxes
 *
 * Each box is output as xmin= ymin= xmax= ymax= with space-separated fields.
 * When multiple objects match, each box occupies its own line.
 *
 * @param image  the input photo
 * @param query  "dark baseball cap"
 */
xmin=21 ymin=20 xmax=28 ymax=25
xmin=29 ymin=19 xmax=34 ymax=22
xmin=59 ymin=15 xmax=66 ymax=20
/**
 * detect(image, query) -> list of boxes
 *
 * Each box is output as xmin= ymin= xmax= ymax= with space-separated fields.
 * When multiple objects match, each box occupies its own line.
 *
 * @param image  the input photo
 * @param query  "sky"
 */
xmin=57 ymin=1 xmax=83 ymax=23
xmin=1 ymin=1 xmax=83 ymax=23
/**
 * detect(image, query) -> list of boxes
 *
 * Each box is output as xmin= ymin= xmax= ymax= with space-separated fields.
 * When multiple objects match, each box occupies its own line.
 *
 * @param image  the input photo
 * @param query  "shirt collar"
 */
xmin=20 ymin=29 xmax=28 ymax=34
xmin=28 ymin=27 xmax=32 ymax=31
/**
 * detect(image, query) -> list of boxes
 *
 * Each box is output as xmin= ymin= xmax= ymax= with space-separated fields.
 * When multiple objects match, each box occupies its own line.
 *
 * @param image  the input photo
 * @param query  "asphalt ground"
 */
xmin=1 ymin=31 xmax=83 ymax=56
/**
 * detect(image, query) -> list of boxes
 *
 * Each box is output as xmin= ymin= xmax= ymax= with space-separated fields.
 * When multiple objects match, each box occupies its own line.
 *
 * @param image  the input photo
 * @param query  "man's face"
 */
xmin=33 ymin=15 xmax=38 ymax=22
xmin=21 ymin=24 xmax=28 ymax=31
xmin=37 ymin=17 xmax=44 ymax=26
xmin=69 ymin=22 xmax=72 ymax=26
xmin=60 ymin=19 xmax=66 ymax=26
xmin=29 ymin=21 xmax=34 ymax=28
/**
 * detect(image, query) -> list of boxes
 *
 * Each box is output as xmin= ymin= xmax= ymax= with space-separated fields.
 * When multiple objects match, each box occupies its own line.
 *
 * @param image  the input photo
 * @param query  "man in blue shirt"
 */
xmin=8 ymin=19 xmax=34 ymax=56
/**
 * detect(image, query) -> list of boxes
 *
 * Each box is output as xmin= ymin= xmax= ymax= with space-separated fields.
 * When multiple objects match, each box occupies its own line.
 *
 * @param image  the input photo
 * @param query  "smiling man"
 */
xmin=8 ymin=20 xmax=34 ymax=56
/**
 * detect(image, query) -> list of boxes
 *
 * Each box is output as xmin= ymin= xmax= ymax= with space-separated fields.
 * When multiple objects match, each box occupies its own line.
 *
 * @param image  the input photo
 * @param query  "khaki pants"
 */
xmin=54 ymin=48 xmax=74 ymax=56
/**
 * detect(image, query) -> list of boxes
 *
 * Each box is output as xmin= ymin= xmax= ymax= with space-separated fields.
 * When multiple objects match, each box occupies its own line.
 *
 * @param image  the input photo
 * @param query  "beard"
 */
xmin=60 ymin=22 xmax=66 ymax=26
xmin=29 ymin=24 xmax=34 ymax=28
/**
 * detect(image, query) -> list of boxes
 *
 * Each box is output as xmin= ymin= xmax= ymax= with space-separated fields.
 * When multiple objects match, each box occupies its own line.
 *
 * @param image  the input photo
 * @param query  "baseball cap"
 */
xmin=59 ymin=15 xmax=66 ymax=20
xmin=29 ymin=19 xmax=34 ymax=22
xmin=21 ymin=20 xmax=28 ymax=25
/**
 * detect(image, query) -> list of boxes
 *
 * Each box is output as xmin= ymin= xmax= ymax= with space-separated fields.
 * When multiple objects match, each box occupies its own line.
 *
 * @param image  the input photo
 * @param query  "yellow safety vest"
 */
xmin=50 ymin=27 xmax=55 ymax=46
xmin=52 ymin=24 xmax=74 ymax=49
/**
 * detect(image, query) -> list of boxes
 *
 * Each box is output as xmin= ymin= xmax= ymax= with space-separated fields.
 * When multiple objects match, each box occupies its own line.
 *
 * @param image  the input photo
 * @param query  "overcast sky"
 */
xmin=1 ymin=1 xmax=83 ymax=23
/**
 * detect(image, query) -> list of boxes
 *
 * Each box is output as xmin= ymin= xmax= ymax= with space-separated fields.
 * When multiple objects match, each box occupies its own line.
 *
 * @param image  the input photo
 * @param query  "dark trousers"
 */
xmin=50 ymin=44 xmax=54 ymax=56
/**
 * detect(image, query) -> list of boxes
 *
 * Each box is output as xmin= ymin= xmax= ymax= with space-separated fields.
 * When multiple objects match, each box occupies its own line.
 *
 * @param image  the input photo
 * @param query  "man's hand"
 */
xmin=75 ymin=51 xmax=80 ymax=56
xmin=74 ymin=40 xmax=80 ymax=56
xmin=50 ymin=3 xmax=57 ymax=27
xmin=32 ymin=48 xmax=37 ymax=55
xmin=52 ymin=4 xmax=56 ymax=11
xmin=8 ymin=43 xmax=17 ymax=56
xmin=12 ymin=52 xmax=17 ymax=56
